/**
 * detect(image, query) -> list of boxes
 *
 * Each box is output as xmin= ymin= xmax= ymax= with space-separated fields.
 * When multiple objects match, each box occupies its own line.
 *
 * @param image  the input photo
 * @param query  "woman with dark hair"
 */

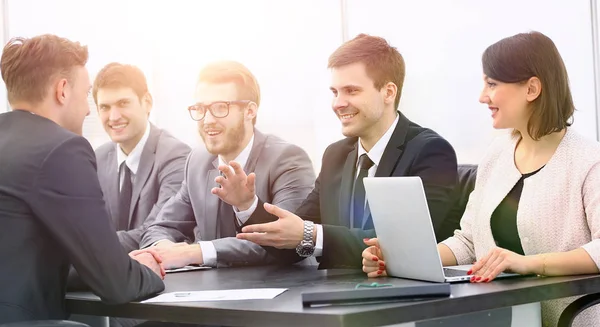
xmin=362 ymin=31 xmax=600 ymax=326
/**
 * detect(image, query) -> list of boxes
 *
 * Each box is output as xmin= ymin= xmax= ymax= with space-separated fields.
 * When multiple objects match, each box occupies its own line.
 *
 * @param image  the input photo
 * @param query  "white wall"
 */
xmin=4 ymin=0 xmax=599 ymax=167
xmin=148 ymin=0 xmax=343 ymax=172
xmin=345 ymin=0 xmax=597 ymax=163
xmin=6 ymin=0 xmax=343 ymax=170
xmin=7 ymin=0 xmax=157 ymax=148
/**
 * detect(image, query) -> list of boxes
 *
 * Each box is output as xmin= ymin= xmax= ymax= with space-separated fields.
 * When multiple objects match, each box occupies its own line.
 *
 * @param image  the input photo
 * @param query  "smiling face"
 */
xmin=479 ymin=75 xmax=532 ymax=131
xmin=96 ymin=87 xmax=151 ymax=153
xmin=330 ymin=62 xmax=391 ymax=138
xmin=194 ymin=82 xmax=251 ymax=159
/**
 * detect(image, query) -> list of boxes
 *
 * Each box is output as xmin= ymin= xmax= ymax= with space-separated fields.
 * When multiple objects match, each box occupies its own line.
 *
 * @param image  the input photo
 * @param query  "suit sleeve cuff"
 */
xmin=313 ymin=224 xmax=323 ymax=257
xmin=234 ymin=195 xmax=259 ymax=225
xmin=148 ymin=239 xmax=168 ymax=248
xmin=198 ymin=241 xmax=217 ymax=267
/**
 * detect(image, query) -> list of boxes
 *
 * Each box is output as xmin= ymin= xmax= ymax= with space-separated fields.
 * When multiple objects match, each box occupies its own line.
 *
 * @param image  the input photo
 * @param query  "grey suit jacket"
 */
xmin=140 ymin=129 xmax=316 ymax=267
xmin=96 ymin=124 xmax=191 ymax=252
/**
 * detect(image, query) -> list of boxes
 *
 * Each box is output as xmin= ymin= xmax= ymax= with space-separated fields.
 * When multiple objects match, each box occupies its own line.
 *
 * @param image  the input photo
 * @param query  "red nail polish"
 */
xmin=379 ymin=262 xmax=385 ymax=267
xmin=483 ymin=278 xmax=489 ymax=282
xmin=372 ymin=257 xmax=379 ymax=262
xmin=467 ymin=270 xmax=472 ymax=275
xmin=477 ymin=277 xmax=482 ymax=281
xmin=377 ymin=270 xmax=383 ymax=275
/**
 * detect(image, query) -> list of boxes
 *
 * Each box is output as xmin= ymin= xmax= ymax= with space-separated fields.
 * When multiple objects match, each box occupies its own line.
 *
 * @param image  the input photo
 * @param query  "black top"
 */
xmin=0 ymin=110 xmax=163 ymax=323
xmin=490 ymin=166 xmax=544 ymax=255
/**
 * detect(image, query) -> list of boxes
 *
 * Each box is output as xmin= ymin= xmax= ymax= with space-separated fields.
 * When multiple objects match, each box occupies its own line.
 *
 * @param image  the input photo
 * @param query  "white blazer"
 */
xmin=442 ymin=128 xmax=600 ymax=327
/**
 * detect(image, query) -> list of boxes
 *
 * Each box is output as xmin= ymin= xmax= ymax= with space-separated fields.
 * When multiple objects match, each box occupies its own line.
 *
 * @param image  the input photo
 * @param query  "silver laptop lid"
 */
xmin=364 ymin=176 xmax=447 ymax=283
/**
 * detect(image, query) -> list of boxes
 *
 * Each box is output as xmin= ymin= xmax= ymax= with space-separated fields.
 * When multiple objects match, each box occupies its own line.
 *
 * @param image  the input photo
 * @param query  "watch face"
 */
xmin=297 ymin=243 xmax=314 ymax=257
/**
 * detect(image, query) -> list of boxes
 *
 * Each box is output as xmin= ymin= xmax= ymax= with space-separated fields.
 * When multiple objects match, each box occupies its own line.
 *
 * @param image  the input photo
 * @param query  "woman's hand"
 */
xmin=470 ymin=247 xmax=540 ymax=282
xmin=362 ymin=238 xmax=387 ymax=277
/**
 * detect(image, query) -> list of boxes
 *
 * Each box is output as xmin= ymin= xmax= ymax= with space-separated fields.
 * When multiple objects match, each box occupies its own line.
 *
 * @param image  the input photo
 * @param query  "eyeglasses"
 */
xmin=187 ymin=100 xmax=251 ymax=121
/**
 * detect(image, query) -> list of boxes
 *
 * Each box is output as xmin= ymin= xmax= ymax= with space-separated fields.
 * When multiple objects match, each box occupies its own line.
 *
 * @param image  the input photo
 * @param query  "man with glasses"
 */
xmin=93 ymin=63 xmax=191 ymax=253
xmin=140 ymin=60 xmax=315 ymax=269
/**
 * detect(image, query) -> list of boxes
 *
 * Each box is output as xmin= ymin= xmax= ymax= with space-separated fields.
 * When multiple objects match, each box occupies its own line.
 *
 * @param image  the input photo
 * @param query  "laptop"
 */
xmin=364 ymin=176 xmax=518 ymax=283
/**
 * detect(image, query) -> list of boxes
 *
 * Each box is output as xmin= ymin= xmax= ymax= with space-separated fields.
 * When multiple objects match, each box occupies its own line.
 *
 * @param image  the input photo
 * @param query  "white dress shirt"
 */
xmin=199 ymin=135 xmax=255 ymax=266
xmin=116 ymin=122 xmax=151 ymax=190
xmin=313 ymin=114 xmax=399 ymax=257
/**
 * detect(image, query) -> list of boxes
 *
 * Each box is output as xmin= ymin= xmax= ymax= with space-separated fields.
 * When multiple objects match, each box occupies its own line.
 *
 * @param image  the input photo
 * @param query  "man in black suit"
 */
xmin=221 ymin=34 xmax=459 ymax=268
xmin=0 ymin=34 xmax=165 ymax=324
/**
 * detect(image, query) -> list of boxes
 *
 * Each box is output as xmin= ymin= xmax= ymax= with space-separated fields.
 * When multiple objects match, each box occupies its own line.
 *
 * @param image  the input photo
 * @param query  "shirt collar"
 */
xmin=357 ymin=113 xmax=399 ymax=167
xmin=218 ymin=135 xmax=255 ymax=169
xmin=117 ymin=122 xmax=151 ymax=175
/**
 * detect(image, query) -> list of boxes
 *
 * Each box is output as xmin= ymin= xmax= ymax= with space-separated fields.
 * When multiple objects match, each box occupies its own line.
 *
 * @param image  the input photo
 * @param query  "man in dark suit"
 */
xmin=140 ymin=61 xmax=315 ymax=268
xmin=228 ymin=34 xmax=459 ymax=268
xmin=93 ymin=63 xmax=191 ymax=252
xmin=0 ymin=35 xmax=164 ymax=324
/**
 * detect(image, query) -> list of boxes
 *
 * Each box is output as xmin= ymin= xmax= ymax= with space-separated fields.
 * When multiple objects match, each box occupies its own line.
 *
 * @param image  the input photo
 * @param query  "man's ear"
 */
xmin=246 ymin=101 xmax=258 ymax=122
xmin=143 ymin=92 xmax=153 ymax=115
xmin=382 ymin=81 xmax=397 ymax=106
xmin=55 ymin=78 xmax=69 ymax=105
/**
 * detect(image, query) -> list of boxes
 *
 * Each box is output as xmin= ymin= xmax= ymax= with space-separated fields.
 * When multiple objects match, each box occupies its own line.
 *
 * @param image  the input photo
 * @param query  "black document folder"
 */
xmin=301 ymin=283 xmax=451 ymax=307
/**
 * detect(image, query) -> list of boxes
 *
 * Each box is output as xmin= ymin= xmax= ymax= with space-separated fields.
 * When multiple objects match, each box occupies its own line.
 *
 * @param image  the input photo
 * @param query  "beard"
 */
xmin=200 ymin=117 xmax=246 ymax=157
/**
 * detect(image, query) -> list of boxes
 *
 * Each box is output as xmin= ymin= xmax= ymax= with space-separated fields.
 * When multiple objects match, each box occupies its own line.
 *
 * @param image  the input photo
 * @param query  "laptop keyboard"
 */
xmin=443 ymin=268 xmax=469 ymax=277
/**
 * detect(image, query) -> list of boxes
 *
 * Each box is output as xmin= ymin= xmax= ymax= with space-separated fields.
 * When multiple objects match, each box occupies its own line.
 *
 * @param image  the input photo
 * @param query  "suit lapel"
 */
xmin=375 ymin=111 xmax=409 ymax=178
xmin=362 ymin=112 xmax=409 ymax=229
xmin=129 ymin=124 xmax=159 ymax=227
xmin=339 ymin=143 xmax=357 ymax=228
xmin=244 ymin=129 xmax=266 ymax=173
xmin=103 ymin=147 xmax=120 ymax=229
xmin=205 ymin=157 xmax=220 ymax=239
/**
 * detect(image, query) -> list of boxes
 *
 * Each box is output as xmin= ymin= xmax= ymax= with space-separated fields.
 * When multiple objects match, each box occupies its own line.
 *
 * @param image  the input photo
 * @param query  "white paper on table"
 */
xmin=141 ymin=288 xmax=288 ymax=303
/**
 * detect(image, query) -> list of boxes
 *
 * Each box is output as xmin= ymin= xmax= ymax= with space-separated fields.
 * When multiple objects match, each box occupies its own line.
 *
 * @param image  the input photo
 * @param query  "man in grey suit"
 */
xmin=93 ymin=63 xmax=191 ymax=252
xmin=140 ymin=61 xmax=315 ymax=268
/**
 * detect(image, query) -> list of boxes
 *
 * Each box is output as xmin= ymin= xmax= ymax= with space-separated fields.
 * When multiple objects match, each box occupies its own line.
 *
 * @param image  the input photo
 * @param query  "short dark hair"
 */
xmin=482 ymin=31 xmax=574 ymax=140
xmin=197 ymin=60 xmax=260 ymax=125
xmin=92 ymin=62 xmax=149 ymax=104
xmin=1 ymin=34 xmax=88 ymax=104
xmin=328 ymin=33 xmax=405 ymax=109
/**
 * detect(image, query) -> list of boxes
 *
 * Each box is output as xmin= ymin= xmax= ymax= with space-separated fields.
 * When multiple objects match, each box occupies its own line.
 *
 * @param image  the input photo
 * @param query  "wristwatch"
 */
xmin=295 ymin=220 xmax=315 ymax=257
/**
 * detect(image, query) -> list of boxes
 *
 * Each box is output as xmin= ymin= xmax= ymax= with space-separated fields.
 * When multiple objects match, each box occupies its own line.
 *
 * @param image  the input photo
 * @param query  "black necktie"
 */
xmin=118 ymin=163 xmax=132 ymax=231
xmin=353 ymin=154 xmax=374 ymax=229
xmin=217 ymin=170 xmax=237 ymax=237
xmin=218 ymin=199 xmax=237 ymax=238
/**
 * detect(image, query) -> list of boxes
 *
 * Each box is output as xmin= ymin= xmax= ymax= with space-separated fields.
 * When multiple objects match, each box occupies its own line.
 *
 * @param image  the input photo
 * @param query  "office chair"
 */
xmin=557 ymin=293 xmax=600 ymax=327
